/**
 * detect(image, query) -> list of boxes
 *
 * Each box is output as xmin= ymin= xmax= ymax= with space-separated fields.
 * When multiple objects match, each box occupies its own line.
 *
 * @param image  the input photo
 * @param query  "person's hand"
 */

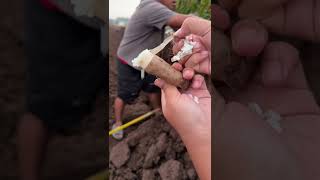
xmin=172 ymin=17 xmax=211 ymax=75
xmin=213 ymin=0 xmax=320 ymax=60
xmin=211 ymin=2 xmax=320 ymax=179
xmin=173 ymin=34 xmax=211 ymax=75
xmin=154 ymin=63 xmax=211 ymax=180
xmin=154 ymin=66 xmax=211 ymax=142
xmin=213 ymin=42 xmax=320 ymax=180
xmin=174 ymin=16 xmax=211 ymax=49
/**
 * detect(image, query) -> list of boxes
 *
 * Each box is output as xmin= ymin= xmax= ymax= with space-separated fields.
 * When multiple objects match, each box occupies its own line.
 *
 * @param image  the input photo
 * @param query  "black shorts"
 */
xmin=25 ymin=0 xmax=106 ymax=131
xmin=117 ymin=60 xmax=160 ymax=104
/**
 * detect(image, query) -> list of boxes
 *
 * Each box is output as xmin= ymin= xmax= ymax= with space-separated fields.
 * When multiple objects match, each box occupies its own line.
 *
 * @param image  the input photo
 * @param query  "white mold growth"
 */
xmin=132 ymin=49 xmax=153 ymax=69
xmin=248 ymin=103 xmax=264 ymax=117
xmin=248 ymin=103 xmax=283 ymax=133
xmin=132 ymin=49 xmax=154 ymax=79
xmin=171 ymin=39 xmax=196 ymax=62
xmin=187 ymin=94 xmax=199 ymax=104
xmin=263 ymin=110 xmax=282 ymax=133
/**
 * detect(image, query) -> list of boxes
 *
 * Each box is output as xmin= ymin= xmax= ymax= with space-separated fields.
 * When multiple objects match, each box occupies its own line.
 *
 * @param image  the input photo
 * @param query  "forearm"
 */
xmin=182 ymin=135 xmax=211 ymax=180
xmin=167 ymin=14 xmax=192 ymax=29
xmin=174 ymin=114 xmax=211 ymax=180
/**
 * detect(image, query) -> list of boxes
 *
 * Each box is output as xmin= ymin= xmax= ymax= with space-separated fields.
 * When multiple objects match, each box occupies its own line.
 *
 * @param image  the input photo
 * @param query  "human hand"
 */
xmin=213 ymin=41 xmax=320 ymax=180
xmin=210 ymin=2 xmax=307 ymax=87
xmin=154 ymin=63 xmax=211 ymax=180
xmin=172 ymin=17 xmax=211 ymax=75
xmin=154 ymin=69 xmax=211 ymax=143
xmin=173 ymin=16 xmax=211 ymax=49
xmin=173 ymin=34 xmax=211 ymax=75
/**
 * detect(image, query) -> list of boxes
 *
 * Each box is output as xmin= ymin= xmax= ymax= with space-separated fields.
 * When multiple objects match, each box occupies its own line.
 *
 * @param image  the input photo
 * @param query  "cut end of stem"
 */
xmin=132 ymin=49 xmax=154 ymax=69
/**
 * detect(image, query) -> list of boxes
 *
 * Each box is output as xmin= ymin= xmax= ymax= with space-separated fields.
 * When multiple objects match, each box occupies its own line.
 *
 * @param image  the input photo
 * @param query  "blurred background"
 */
xmin=0 ymin=1 xmax=106 ymax=179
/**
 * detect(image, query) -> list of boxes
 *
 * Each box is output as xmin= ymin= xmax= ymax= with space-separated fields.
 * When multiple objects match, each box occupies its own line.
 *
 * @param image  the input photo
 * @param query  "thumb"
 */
xmin=154 ymin=78 xmax=181 ymax=100
xmin=260 ymin=41 xmax=299 ymax=87
xmin=174 ymin=17 xmax=211 ymax=48
xmin=231 ymin=19 xmax=268 ymax=57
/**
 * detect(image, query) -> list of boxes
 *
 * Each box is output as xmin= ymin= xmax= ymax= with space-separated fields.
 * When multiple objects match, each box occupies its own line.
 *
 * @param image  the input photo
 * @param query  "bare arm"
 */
xmin=166 ymin=13 xmax=191 ymax=29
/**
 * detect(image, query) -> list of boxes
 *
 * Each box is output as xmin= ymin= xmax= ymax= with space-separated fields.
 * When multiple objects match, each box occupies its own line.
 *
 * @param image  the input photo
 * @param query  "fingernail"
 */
xmin=184 ymin=70 xmax=193 ymax=79
xmin=174 ymin=29 xmax=181 ymax=36
xmin=154 ymin=79 xmax=163 ymax=87
xmin=192 ymin=80 xmax=201 ymax=88
xmin=263 ymin=60 xmax=283 ymax=86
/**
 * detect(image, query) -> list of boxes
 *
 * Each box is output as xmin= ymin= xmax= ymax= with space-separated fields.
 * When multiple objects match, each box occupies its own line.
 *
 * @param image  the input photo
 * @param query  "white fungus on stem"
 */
xmin=171 ymin=39 xmax=196 ymax=62
xmin=132 ymin=49 xmax=189 ymax=89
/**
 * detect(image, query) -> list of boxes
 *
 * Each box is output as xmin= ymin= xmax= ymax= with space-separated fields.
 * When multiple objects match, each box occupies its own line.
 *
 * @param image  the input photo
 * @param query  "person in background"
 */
xmin=17 ymin=0 xmax=105 ymax=179
xmin=113 ymin=0 xmax=191 ymax=140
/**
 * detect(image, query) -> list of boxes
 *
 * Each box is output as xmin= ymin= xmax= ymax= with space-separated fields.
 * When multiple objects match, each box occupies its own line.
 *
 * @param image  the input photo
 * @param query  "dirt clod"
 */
xmin=109 ymin=117 xmax=198 ymax=179
xmin=110 ymin=142 xmax=130 ymax=168
xmin=158 ymin=159 xmax=186 ymax=180
xmin=142 ymin=169 xmax=156 ymax=180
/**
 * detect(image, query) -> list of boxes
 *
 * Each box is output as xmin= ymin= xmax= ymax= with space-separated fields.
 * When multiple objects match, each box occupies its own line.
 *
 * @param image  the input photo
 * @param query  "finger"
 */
xmin=231 ymin=19 xmax=268 ymax=57
xmin=178 ymin=39 xmax=207 ymax=65
xmin=193 ymin=58 xmax=211 ymax=75
xmin=189 ymin=35 xmax=207 ymax=51
xmin=182 ymin=67 xmax=195 ymax=80
xmin=174 ymin=17 xmax=211 ymax=40
xmin=191 ymin=74 xmax=205 ymax=89
xmin=212 ymin=4 xmax=231 ymax=30
xmin=260 ymin=41 xmax=299 ymax=87
xmin=154 ymin=78 xmax=165 ymax=88
xmin=185 ymin=51 xmax=209 ymax=69
xmin=172 ymin=39 xmax=184 ymax=54
xmin=154 ymin=78 xmax=181 ymax=101
xmin=172 ymin=62 xmax=183 ymax=71
xmin=173 ymin=35 xmax=207 ymax=65
xmin=261 ymin=0 xmax=318 ymax=41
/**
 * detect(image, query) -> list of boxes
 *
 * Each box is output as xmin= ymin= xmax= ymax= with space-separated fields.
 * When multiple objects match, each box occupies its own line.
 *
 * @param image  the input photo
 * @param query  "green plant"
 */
xmin=176 ymin=0 xmax=211 ymax=20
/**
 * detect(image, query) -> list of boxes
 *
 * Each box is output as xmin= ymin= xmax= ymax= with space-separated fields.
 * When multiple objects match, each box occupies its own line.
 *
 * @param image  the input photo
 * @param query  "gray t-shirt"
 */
xmin=117 ymin=0 xmax=176 ymax=66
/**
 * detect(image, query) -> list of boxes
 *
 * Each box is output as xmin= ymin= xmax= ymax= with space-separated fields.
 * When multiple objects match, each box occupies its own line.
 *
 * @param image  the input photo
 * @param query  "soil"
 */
xmin=108 ymin=24 xmax=199 ymax=180
xmin=0 ymin=2 xmax=106 ymax=179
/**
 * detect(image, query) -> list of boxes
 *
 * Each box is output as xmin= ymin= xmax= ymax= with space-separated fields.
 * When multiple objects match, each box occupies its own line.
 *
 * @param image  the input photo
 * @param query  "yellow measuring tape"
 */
xmin=109 ymin=108 xmax=160 ymax=136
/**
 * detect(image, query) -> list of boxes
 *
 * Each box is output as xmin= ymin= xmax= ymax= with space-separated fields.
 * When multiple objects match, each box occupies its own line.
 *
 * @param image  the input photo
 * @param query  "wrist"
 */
xmin=174 ymin=116 xmax=211 ymax=148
